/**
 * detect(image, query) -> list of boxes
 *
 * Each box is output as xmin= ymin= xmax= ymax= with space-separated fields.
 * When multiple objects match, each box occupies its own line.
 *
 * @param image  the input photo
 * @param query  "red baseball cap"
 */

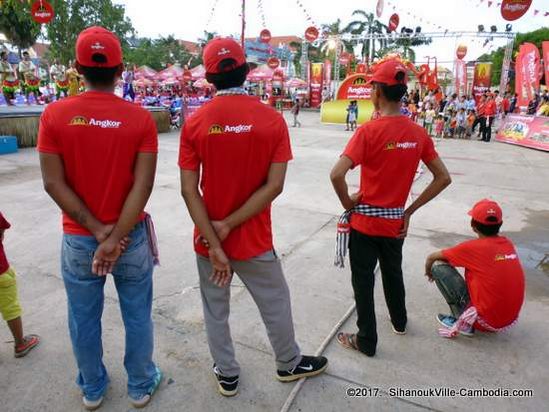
xmin=368 ymin=58 xmax=408 ymax=86
xmin=468 ymin=199 xmax=503 ymax=225
xmin=76 ymin=26 xmax=123 ymax=68
xmin=203 ymin=37 xmax=247 ymax=74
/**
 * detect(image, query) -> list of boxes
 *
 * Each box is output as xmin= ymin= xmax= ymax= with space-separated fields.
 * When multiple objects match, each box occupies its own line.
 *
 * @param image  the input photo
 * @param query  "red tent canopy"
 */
xmin=157 ymin=65 xmax=184 ymax=81
xmin=190 ymin=65 xmax=206 ymax=80
xmin=286 ymin=78 xmax=307 ymax=88
xmin=135 ymin=65 xmax=157 ymax=80
xmin=247 ymin=65 xmax=275 ymax=82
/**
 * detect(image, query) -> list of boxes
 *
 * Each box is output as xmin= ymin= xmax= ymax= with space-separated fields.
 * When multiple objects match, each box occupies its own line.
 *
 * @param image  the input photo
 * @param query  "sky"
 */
xmin=114 ymin=0 xmax=548 ymax=68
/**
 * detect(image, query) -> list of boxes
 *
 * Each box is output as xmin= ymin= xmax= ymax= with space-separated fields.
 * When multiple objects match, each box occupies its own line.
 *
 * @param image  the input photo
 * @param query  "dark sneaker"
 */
xmin=436 ymin=313 xmax=474 ymax=337
xmin=276 ymin=355 xmax=328 ymax=382
xmin=213 ymin=364 xmax=239 ymax=397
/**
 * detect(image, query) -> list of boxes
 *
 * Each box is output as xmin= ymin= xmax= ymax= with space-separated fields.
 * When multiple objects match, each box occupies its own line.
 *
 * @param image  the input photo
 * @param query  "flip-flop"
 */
xmin=337 ymin=332 xmax=360 ymax=352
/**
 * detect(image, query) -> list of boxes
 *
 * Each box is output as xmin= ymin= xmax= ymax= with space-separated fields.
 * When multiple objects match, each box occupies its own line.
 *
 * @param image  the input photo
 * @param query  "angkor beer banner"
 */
xmin=542 ymin=41 xmax=549 ymax=90
xmin=496 ymin=114 xmax=549 ymax=152
xmin=309 ymin=62 xmax=324 ymax=108
xmin=516 ymin=43 xmax=540 ymax=108
xmin=336 ymin=74 xmax=372 ymax=100
xmin=472 ymin=63 xmax=492 ymax=104
xmin=454 ymin=59 xmax=467 ymax=96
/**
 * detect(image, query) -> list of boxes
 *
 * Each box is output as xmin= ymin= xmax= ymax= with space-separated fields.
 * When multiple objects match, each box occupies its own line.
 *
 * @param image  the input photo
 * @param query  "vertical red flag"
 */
xmin=542 ymin=41 xmax=549 ymax=88
xmin=309 ymin=62 xmax=324 ymax=108
xmin=455 ymin=59 xmax=467 ymax=95
xmin=516 ymin=42 xmax=540 ymax=108
xmin=324 ymin=59 xmax=332 ymax=88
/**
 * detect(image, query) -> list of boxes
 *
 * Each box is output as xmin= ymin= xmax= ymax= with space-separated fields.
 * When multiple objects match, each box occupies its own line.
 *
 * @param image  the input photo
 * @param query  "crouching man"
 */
xmin=425 ymin=199 xmax=525 ymax=338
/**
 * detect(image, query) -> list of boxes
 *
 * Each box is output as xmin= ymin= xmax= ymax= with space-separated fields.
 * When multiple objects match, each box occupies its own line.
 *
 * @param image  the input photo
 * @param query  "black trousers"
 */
xmin=349 ymin=229 xmax=406 ymax=356
xmin=482 ymin=116 xmax=494 ymax=142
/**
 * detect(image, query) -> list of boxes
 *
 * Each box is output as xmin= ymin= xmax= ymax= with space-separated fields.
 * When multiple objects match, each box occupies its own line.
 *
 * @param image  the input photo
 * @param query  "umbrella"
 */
xmin=286 ymin=78 xmax=307 ymax=88
xmin=190 ymin=65 xmax=206 ymax=80
xmin=157 ymin=65 xmax=184 ymax=81
xmin=135 ymin=65 xmax=157 ymax=80
xmin=193 ymin=78 xmax=213 ymax=89
xmin=247 ymin=65 xmax=275 ymax=82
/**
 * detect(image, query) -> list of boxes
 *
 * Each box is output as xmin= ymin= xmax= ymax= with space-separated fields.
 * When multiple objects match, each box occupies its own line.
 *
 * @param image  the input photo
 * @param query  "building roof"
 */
xmin=178 ymin=40 xmax=200 ymax=55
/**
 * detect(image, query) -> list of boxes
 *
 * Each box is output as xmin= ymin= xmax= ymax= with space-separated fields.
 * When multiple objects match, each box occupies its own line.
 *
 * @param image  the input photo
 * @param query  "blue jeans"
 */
xmin=61 ymin=221 xmax=157 ymax=400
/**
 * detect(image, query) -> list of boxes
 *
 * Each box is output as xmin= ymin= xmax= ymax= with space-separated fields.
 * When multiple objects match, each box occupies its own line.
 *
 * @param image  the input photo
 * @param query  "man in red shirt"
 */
xmin=330 ymin=58 xmax=451 ymax=357
xmin=482 ymin=94 xmax=497 ymax=142
xmin=179 ymin=38 xmax=327 ymax=397
xmin=425 ymin=199 xmax=525 ymax=337
xmin=38 ymin=27 xmax=161 ymax=410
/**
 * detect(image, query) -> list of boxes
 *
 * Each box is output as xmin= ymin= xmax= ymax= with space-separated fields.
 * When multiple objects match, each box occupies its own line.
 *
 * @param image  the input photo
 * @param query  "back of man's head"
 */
xmin=203 ymin=37 xmax=249 ymax=90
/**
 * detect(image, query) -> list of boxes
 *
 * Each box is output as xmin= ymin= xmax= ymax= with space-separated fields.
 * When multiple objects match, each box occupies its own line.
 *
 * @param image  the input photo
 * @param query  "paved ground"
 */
xmin=1 ymin=111 xmax=548 ymax=412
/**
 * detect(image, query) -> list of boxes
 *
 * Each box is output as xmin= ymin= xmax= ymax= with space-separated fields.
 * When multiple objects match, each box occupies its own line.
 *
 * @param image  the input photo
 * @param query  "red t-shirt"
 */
xmin=0 ymin=212 xmax=11 ymax=274
xmin=442 ymin=236 xmax=525 ymax=328
xmin=477 ymin=101 xmax=486 ymax=116
xmin=484 ymin=100 xmax=497 ymax=117
xmin=178 ymin=95 xmax=292 ymax=260
xmin=502 ymin=98 xmax=510 ymax=112
xmin=342 ymin=116 xmax=438 ymax=238
xmin=37 ymin=91 xmax=158 ymax=235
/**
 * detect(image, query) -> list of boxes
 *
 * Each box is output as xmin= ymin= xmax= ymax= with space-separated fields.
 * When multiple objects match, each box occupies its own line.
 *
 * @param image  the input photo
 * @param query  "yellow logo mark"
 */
xmin=69 ymin=116 xmax=89 ymax=126
xmin=353 ymin=77 xmax=367 ymax=85
xmin=385 ymin=142 xmax=396 ymax=150
xmin=208 ymin=124 xmax=224 ymax=134
xmin=495 ymin=254 xmax=505 ymax=262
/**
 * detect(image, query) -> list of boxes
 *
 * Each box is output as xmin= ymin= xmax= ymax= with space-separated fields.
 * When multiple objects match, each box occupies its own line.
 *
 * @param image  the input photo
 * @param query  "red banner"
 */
xmin=516 ymin=43 xmax=540 ymax=108
xmin=496 ymin=114 xmax=549 ymax=152
xmin=454 ymin=59 xmax=467 ymax=96
xmin=309 ymin=62 xmax=324 ymax=108
xmin=31 ymin=0 xmax=54 ymax=24
xmin=542 ymin=41 xmax=549 ymax=88
xmin=472 ymin=62 xmax=492 ymax=104
xmin=336 ymin=74 xmax=372 ymax=100
xmin=501 ymin=0 xmax=532 ymax=21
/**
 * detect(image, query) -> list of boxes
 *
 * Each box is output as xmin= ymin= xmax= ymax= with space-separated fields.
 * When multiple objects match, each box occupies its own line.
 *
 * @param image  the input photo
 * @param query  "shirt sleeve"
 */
xmin=178 ymin=122 xmax=200 ymax=171
xmin=342 ymin=128 xmax=366 ymax=168
xmin=138 ymin=112 xmax=158 ymax=153
xmin=0 ymin=212 xmax=10 ymax=230
xmin=442 ymin=241 xmax=476 ymax=268
xmin=421 ymin=132 xmax=439 ymax=164
xmin=36 ymin=108 xmax=61 ymax=154
xmin=272 ymin=118 xmax=293 ymax=163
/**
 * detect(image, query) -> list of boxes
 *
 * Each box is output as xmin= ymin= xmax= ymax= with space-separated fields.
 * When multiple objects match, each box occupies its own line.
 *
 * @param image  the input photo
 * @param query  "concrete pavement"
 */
xmin=0 ymin=111 xmax=548 ymax=411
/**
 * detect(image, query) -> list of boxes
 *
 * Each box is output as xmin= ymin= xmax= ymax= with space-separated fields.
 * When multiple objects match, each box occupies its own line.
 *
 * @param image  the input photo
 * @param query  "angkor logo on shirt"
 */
xmin=495 ymin=253 xmax=517 ymax=262
xmin=208 ymin=124 xmax=224 ymax=134
xmin=208 ymin=124 xmax=253 ymax=134
xmin=385 ymin=141 xmax=418 ymax=151
xmin=68 ymin=116 xmax=122 ymax=129
xmin=69 ymin=116 xmax=89 ymax=126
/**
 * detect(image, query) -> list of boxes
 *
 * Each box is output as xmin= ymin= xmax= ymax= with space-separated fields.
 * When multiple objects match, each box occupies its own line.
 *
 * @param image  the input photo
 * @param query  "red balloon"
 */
xmin=304 ymin=26 xmax=319 ymax=42
xmin=267 ymin=57 xmax=280 ymax=69
xmin=501 ymin=0 xmax=532 ymax=21
xmin=31 ymin=0 xmax=54 ymax=24
xmin=260 ymin=29 xmax=272 ymax=44
xmin=388 ymin=13 xmax=399 ymax=32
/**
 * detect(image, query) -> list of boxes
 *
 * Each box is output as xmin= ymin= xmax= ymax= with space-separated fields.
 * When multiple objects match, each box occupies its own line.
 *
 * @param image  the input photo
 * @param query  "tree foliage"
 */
xmin=46 ymin=0 xmax=134 ymax=63
xmin=0 ymin=0 xmax=41 ymax=53
xmin=125 ymin=36 xmax=193 ymax=70
xmin=344 ymin=10 xmax=388 ymax=63
xmin=478 ymin=27 xmax=549 ymax=86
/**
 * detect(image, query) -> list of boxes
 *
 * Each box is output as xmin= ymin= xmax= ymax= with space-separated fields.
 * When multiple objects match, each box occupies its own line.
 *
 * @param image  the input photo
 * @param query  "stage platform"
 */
xmin=0 ymin=105 xmax=170 ymax=148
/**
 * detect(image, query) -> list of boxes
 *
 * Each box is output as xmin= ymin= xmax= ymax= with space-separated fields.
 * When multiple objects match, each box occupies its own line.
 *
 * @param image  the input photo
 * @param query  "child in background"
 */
xmin=424 ymin=106 xmax=436 ymax=136
xmin=448 ymin=111 xmax=457 ymax=138
xmin=466 ymin=110 xmax=476 ymax=138
xmin=0 ymin=212 xmax=40 ymax=358
xmin=456 ymin=108 xmax=467 ymax=139
xmin=434 ymin=115 xmax=445 ymax=139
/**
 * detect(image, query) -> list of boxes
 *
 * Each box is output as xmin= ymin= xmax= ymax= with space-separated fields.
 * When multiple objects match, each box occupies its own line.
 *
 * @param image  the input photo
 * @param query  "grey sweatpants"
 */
xmin=197 ymin=250 xmax=301 ymax=376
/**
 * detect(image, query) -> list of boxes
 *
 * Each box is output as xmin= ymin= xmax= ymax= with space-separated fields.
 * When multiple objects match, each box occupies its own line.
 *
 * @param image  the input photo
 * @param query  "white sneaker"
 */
xmin=83 ymin=396 xmax=103 ymax=411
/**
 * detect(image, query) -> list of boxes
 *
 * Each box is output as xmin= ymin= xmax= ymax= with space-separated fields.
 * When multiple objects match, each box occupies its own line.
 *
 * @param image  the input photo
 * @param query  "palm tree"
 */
xmin=344 ymin=10 xmax=388 ymax=63
xmin=320 ymin=19 xmax=353 ymax=55
xmin=198 ymin=31 xmax=217 ymax=49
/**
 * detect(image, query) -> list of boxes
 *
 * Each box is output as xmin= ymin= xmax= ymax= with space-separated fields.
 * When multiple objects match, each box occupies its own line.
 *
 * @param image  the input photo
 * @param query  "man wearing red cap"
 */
xmin=331 ymin=58 xmax=452 ymax=356
xmin=179 ymin=37 xmax=327 ymax=397
xmin=38 ymin=27 xmax=161 ymax=410
xmin=425 ymin=199 xmax=525 ymax=338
